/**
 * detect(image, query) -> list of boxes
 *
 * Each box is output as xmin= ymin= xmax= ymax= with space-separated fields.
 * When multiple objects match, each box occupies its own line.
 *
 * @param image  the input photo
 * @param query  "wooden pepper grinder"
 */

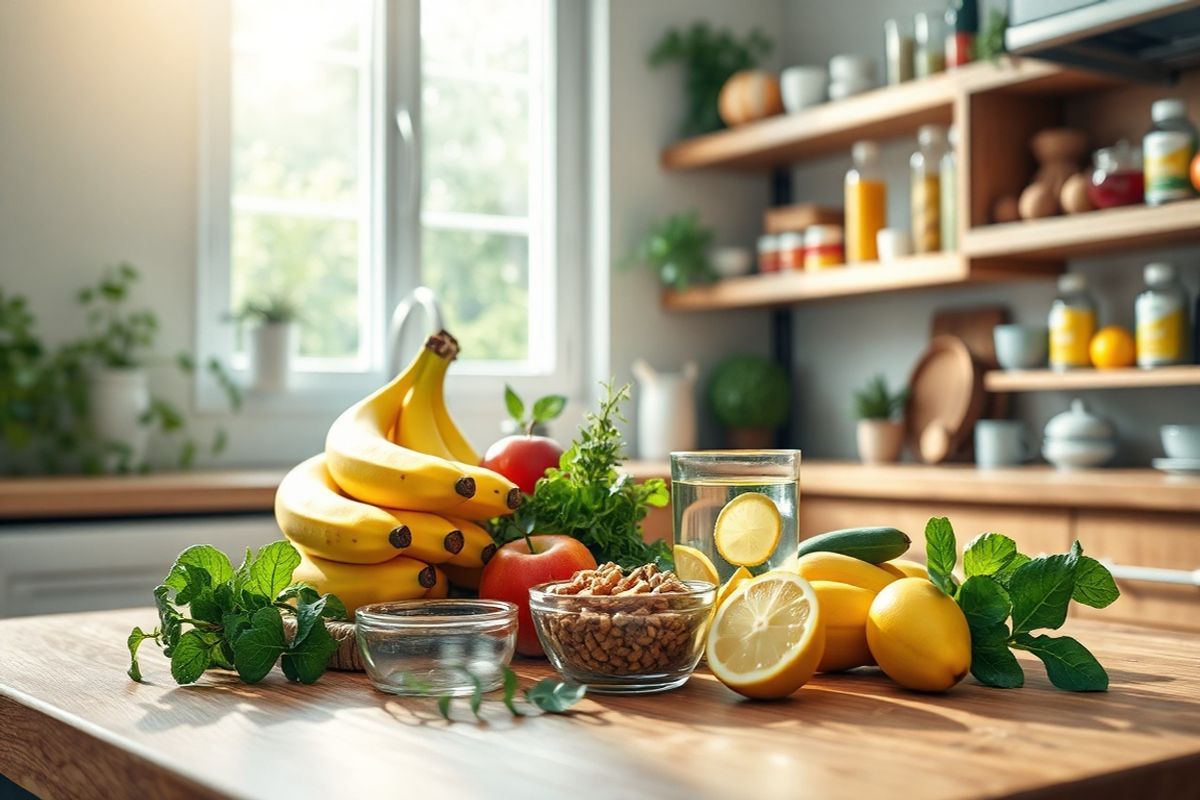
xmin=1018 ymin=128 xmax=1088 ymax=219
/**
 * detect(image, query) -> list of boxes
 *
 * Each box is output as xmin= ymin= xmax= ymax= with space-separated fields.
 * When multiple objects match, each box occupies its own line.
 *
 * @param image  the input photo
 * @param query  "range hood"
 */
xmin=1007 ymin=0 xmax=1200 ymax=82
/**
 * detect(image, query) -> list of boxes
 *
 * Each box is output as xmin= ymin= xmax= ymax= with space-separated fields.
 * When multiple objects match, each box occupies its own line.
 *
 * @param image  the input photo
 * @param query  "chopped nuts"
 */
xmin=539 ymin=563 xmax=706 ymax=676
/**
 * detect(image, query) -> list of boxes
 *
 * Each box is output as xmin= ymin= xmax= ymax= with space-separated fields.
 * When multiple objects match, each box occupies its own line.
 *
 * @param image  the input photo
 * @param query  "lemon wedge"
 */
xmin=706 ymin=572 xmax=825 ymax=699
xmin=673 ymin=544 xmax=720 ymax=586
xmin=715 ymin=565 xmax=753 ymax=608
xmin=713 ymin=492 xmax=782 ymax=567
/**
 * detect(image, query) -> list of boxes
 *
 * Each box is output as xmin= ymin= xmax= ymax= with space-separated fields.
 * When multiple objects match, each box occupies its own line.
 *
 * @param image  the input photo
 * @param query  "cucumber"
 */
xmin=796 ymin=526 xmax=910 ymax=564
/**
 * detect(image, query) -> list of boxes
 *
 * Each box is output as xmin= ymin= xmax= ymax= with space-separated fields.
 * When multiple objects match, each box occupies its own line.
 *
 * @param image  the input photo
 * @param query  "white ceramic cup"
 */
xmin=875 ymin=228 xmax=913 ymax=261
xmin=829 ymin=54 xmax=875 ymax=82
xmin=975 ymin=420 xmax=1033 ymax=468
xmin=1161 ymin=424 xmax=1200 ymax=459
xmin=780 ymin=66 xmax=827 ymax=112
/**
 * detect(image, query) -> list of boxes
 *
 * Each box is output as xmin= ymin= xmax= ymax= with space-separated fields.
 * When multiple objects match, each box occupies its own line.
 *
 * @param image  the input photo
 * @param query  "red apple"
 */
xmin=480 ymin=434 xmax=564 ymax=496
xmin=478 ymin=535 xmax=596 ymax=656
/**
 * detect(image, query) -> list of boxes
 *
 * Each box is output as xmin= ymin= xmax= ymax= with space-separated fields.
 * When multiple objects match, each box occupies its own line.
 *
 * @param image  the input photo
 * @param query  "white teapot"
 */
xmin=632 ymin=359 xmax=699 ymax=460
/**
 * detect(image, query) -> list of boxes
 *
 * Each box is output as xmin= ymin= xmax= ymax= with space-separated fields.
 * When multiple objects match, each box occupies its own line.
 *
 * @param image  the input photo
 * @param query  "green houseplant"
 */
xmin=229 ymin=293 xmax=301 ymax=393
xmin=853 ymin=374 xmax=909 ymax=464
xmin=623 ymin=211 xmax=716 ymax=291
xmin=648 ymin=22 xmax=773 ymax=137
xmin=707 ymin=355 xmax=790 ymax=449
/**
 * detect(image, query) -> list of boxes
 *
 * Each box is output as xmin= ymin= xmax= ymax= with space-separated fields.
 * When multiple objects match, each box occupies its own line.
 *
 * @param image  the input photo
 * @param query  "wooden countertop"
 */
xmin=2 ymin=461 xmax=1196 ymax=521
xmin=1 ymin=609 xmax=1198 ymax=799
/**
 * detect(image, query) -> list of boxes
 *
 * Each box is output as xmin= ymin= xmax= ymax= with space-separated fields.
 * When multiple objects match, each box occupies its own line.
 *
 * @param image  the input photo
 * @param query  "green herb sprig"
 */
xmin=497 ymin=381 xmax=671 ymax=570
xmin=126 ymin=541 xmax=347 ymax=686
xmin=411 ymin=667 xmax=587 ymax=721
xmin=504 ymin=384 xmax=567 ymax=435
xmin=924 ymin=517 xmax=1120 ymax=692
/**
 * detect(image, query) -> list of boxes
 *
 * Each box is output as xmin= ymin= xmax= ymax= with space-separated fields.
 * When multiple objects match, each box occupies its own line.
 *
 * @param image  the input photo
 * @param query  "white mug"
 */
xmin=876 ymin=228 xmax=913 ymax=261
xmin=975 ymin=420 xmax=1032 ymax=468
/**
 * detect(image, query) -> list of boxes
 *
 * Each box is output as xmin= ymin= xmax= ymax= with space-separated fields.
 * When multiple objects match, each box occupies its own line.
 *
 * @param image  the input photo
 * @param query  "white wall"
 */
xmin=779 ymin=0 xmax=1200 ymax=465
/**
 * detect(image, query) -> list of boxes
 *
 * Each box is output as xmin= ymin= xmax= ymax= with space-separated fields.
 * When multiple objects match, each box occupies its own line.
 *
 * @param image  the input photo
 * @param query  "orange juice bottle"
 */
xmin=844 ymin=140 xmax=886 ymax=263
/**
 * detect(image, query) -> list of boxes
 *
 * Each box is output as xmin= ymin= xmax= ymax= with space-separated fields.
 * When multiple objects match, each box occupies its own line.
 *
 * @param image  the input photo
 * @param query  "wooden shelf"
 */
xmin=660 ymin=60 xmax=1117 ymax=172
xmin=662 ymin=253 xmax=1058 ymax=311
xmin=964 ymin=199 xmax=1200 ymax=261
xmin=985 ymin=365 xmax=1200 ymax=392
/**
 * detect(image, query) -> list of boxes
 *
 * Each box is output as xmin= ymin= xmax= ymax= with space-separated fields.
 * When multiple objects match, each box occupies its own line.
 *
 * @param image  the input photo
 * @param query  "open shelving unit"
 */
xmin=984 ymin=365 xmax=1200 ymax=392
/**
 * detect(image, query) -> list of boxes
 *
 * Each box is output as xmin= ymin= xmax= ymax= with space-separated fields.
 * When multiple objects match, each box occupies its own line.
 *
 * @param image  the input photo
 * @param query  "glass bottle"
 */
xmin=914 ymin=12 xmax=946 ymax=78
xmin=884 ymin=18 xmax=915 ymax=85
xmin=845 ymin=140 xmax=887 ymax=263
xmin=910 ymin=125 xmax=947 ymax=254
xmin=1143 ymin=98 xmax=1199 ymax=206
xmin=1136 ymin=263 xmax=1190 ymax=367
xmin=945 ymin=0 xmax=978 ymax=69
xmin=939 ymin=126 xmax=957 ymax=252
xmin=1048 ymin=273 xmax=1098 ymax=371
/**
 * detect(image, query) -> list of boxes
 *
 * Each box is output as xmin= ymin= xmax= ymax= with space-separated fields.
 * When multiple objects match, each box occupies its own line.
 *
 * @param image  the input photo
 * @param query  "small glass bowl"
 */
xmin=355 ymin=599 xmax=517 ymax=696
xmin=528 ymin=580 xmax=716 ymax=694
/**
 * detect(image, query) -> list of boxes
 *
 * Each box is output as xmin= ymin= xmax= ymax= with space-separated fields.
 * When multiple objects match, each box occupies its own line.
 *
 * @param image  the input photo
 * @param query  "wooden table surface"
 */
xmin=1 ymin=610 xmax=1198 ymax=800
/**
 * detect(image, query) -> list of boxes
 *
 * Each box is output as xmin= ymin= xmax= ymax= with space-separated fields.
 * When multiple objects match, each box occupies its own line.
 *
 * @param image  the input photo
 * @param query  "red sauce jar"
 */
xmin=1088 ymin=142 xmax=1144 ymax=209
xmin=757 ymin=234 xmax=781 ymax=273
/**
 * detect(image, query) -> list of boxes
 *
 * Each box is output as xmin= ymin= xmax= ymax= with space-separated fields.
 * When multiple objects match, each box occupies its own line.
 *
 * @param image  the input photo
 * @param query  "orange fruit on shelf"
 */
xmin=1192 ymin=151 xmax=1200 ymax=193
xmin=1089 ymin=326 xmax=1136 ymax=369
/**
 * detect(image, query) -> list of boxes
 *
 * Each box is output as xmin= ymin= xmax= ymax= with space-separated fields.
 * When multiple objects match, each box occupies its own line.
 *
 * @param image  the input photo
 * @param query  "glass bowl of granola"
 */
xmin=528 ymin=562 xmax=716 ymax=694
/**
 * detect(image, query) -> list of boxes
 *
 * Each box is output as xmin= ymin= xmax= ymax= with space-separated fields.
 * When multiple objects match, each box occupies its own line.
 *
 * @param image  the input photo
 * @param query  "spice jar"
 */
xmin=757 ymin=234 xmax=781 ymax=273
xmin=804 ymin=225 xmax=844 ymax=270
xmin=944 ymin=0 xmax=978 ymax=69
xmin=914 ymin=12 xmax=946 ymax=78
xmin=1088 ymin=141 xmax=1143 ymax=209
xmin=910 ymin=124 xmax=948 ymax=254
xmin=777 ymin=232 xmax=806 ymax=271
xmin=884 ymin=18 xmax=914 ymax=85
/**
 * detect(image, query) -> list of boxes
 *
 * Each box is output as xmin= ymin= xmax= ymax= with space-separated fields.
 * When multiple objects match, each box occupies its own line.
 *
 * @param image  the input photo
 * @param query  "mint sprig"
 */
xmin=127 ymin=541 xmax=346 ymax=686
xmin=924 ymin=520 xmax=1119 ymax=692
xmin=421 ymin=666 xmax=586 ymax=721
xmin=504 ymin=384 xmax=567 ymax=435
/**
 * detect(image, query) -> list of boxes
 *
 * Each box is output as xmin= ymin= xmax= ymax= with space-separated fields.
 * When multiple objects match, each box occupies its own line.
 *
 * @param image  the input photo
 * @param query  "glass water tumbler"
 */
xmin=669 ymin=450 xmax=801 ymax=583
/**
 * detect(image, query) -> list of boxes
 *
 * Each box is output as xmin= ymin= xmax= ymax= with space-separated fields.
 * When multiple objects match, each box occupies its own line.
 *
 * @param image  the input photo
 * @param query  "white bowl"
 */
xmin=1162 ymin=424 xmax=1200 ymax=459
xmin=712 ymin=247 xmax=753 ymax=279
xmin=780 ymin=66 xmax=827 ymax=112
xmin=829 ymin=54 xmax=875 ymax=82
xmin=1042 ymin=437 xmax=1117 ymax=470
xmin=828 ymin=76 xmax=876 ymax=101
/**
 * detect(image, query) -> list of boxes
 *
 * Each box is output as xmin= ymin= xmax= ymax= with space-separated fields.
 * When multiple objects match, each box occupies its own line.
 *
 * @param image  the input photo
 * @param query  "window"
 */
xmin=198 ymin=0 xmax=578 ymax=405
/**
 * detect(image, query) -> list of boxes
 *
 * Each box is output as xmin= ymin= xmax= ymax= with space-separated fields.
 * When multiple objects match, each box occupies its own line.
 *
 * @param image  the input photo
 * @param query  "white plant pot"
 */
xmin=632 ymin=359 xmax=698 ymax=460
xmin=249 ymin=322 xmax=294 ymax=393
xmin=856 ymin=419 xmax=905 ymax=464
xmin=88 ymin=366 xmax=150 ymax=471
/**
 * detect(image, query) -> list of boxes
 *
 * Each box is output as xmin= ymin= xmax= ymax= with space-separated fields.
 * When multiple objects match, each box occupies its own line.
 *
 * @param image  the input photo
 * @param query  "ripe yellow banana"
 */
xmin=424 ymin=566 xmax=449 ymax=599
xmin=444 ymin=517 xmax=499 ymax=568
xmin=427 ymin=352 xmax=481 ymax=464
xmin=324 ymin=335 xmax=476 ymax=512
xmin=292 ymin=550 xmax=437 ymax=614
xmin=276 ymin=453 xmax=461 ymax=565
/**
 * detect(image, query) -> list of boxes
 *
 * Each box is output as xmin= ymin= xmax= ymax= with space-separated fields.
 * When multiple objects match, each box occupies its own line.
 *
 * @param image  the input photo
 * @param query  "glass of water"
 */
xmin=670 ymin=450 xmax=801 ymax=583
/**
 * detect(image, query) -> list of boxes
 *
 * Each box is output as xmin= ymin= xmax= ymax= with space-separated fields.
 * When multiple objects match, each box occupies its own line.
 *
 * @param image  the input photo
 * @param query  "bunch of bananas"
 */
xmin=275 ymin=331 xmax=520 ymax=612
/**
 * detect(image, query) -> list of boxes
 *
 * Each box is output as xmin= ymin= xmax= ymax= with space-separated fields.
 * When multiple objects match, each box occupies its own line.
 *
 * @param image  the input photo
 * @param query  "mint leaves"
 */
xmin=924 ymin=519 xmax=1119 ymax=692
xmin=504 ymin=384 xmax=567 ymax=434
xmin=127 ymin=541 xmax=345 ymax=686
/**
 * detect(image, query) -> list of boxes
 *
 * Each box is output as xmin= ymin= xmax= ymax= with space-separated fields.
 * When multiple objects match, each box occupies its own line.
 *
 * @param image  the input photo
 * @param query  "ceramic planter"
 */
xmin=856 ymin=419 xmax=904 ymax=464
xmin=632 ymin=359 xmax=698 ymax=459
xmin=249 ymin=322 xmax=295 ymax=393
xmin=87 ymin=366 xmax=150 ymax=471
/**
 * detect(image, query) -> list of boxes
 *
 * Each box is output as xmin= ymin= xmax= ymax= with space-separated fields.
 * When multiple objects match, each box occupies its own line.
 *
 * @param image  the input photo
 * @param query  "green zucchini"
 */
xmin=796 ymin=526 xmax=910 ymax=563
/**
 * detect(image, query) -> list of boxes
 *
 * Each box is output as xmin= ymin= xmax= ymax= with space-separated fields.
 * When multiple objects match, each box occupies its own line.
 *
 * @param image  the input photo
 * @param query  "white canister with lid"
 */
xmin=1041 ymin=398 xmax=1117 ymax=470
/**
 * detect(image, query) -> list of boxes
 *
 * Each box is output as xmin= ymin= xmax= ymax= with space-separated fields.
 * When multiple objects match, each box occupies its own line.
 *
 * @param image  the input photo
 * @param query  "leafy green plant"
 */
xmin=924 ymin=517 xmax=1120 ymax=692
xmin=623 ymin=211 xmax=716 ymax=291
xmin=707 ymin=355 xmax=790 ymax=430
xmin=853 ymin=375 xmax=908 ymax=421
xmin=496 ymin=381 xmax=671 ymax=570
xmin=126 ymin=541 xmax=347 ymax=685
xmin=407 ymin=666 xmax=587 ymax=722
xmin=228 ymin=293 xmax=303 ymax=325
xmin=975 ymin=10 xmax=1009 ymax=64
xmin=504 ymin=384 xmax=567 ymax=435
xmin=648 ymin=22 xmax=773 ymax=137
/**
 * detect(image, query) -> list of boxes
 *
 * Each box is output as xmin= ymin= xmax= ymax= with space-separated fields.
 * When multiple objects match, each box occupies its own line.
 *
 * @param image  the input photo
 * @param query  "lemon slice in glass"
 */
xmin=713 ymin=492 xmax=782 ymax=567
xmin=673 ymin=544 xmax=720 ymax=586
xmin=706 ymin=572 xmax=825 ymax=699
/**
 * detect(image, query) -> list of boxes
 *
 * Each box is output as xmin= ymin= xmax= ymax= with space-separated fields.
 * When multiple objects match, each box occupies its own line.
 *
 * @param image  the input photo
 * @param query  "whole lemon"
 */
xmin=866 ymin=578 xmax=971 ymax=692
xmin=1090 ymin=326 xmax=1135 ymax=369
xmin=811 ymin=580 xmax=875 ymax=672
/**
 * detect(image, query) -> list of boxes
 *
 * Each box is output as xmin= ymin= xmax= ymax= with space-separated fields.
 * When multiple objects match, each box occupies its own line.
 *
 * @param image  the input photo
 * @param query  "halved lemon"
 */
xmin=673 ymin=544 xmax=720 ymax=586
xmin=706 ymin=572 xmax=825 ymax=699
xmin=715 ymin=566 xmax=753 ymax=608
xmin=713 ymin=492 xmax=782 ymax=567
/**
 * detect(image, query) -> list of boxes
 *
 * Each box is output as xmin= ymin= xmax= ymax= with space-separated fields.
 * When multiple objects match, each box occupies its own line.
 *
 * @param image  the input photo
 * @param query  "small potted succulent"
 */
xmin=622 ymin=211 xmax=717 ymax=292
xmin=853 ymin=375 xmax=909 ymax=464
xmin=230 ymin=294 xmax=301 ymax=393
xmin=707 ymin=355 xmax=790 ymax=449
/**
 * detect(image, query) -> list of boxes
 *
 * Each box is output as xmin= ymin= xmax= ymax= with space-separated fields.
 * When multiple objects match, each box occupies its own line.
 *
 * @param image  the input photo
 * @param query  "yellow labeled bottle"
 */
xmin=1136 ymin=262 xmax=1190 ymax=367
xmin=844 ymin=140 xmax=886 ymax=263
xmin=1049 ymin=273 xmax=1097 ymax=371
xmin=910 ymin=125 xmax=947 ymax=254
xmin=1143 ymin=98 xmax=1198 ymax=206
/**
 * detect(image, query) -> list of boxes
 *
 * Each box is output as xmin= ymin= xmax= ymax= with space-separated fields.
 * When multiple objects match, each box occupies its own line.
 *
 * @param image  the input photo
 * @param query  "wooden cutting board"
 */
xmin=905 ymin=336 xmax=986 ymax=463
xmin=930 ymin=306 xmax=1011 ymax=449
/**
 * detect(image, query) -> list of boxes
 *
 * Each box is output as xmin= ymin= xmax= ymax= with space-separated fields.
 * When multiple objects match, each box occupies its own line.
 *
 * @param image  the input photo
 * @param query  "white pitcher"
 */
xmin=632 ymin=359 xmax=698 ymax=460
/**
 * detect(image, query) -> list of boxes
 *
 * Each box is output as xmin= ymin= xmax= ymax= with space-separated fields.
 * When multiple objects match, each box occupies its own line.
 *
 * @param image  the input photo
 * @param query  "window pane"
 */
xmin=421 ymin=0 xmax=531 ymax=73
xmin=422 ymin=76 xmax=529 ymax=216
xmin=232 ymin=213 xmax=360 ymax=359
xmin=422 ymin=228 xmax=529 ymax=361
xmin=234 ymin=0 xmax=364 ymax=56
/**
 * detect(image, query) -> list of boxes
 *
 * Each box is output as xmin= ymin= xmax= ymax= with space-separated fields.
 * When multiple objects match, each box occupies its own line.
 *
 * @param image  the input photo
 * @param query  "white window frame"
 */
xmin=195 ymin=0 xmax=585 ymax=414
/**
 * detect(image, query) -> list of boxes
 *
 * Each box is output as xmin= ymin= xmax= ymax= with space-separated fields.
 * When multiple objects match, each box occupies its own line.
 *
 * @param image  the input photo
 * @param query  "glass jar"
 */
xmin=757 ymin=234 xmax=781 ymax=273
xmin=777 ymin=232 xmax=805 ymax=271
xmin=804 ymin=225 xmax=844 ymax=270
xmin=944 ymin=0 xmax=978 ymax=69
xmin=1088 ymin=141 xmax=1144 ymax=208
xmin=1143 ymin=98 xmax=1199 ymax=206
xmin=1136 ymin=262 xmax=1191 ymax=367
xmin=884 ymin=18 xmax=915 ymax=85
xmin=940 ymin=126 xmax=958 ymax=252
xmin=844 ymin=140 xmax=887 ymax=263
xmin=670 ymin=450 xmax=801 ymax=584
xmin=910 ymin=124 xmax=947 ymax=254
xmin=914 ymin=12 xmax=946 ymax=78
xmin=1048 ymin=273 xmax=1098 ymax=371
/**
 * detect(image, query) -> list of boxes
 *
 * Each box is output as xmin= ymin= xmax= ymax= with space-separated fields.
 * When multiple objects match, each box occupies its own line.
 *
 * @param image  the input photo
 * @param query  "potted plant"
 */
xmin=707 ymin=355 xmax=790 ymax=449
xmin=623 ymin=211 xmax=716 ymax=291
xmin=853 ymin=375 xmax=909 ymax=464
xmin=230 ymin=294 xmax=301 ymax=393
